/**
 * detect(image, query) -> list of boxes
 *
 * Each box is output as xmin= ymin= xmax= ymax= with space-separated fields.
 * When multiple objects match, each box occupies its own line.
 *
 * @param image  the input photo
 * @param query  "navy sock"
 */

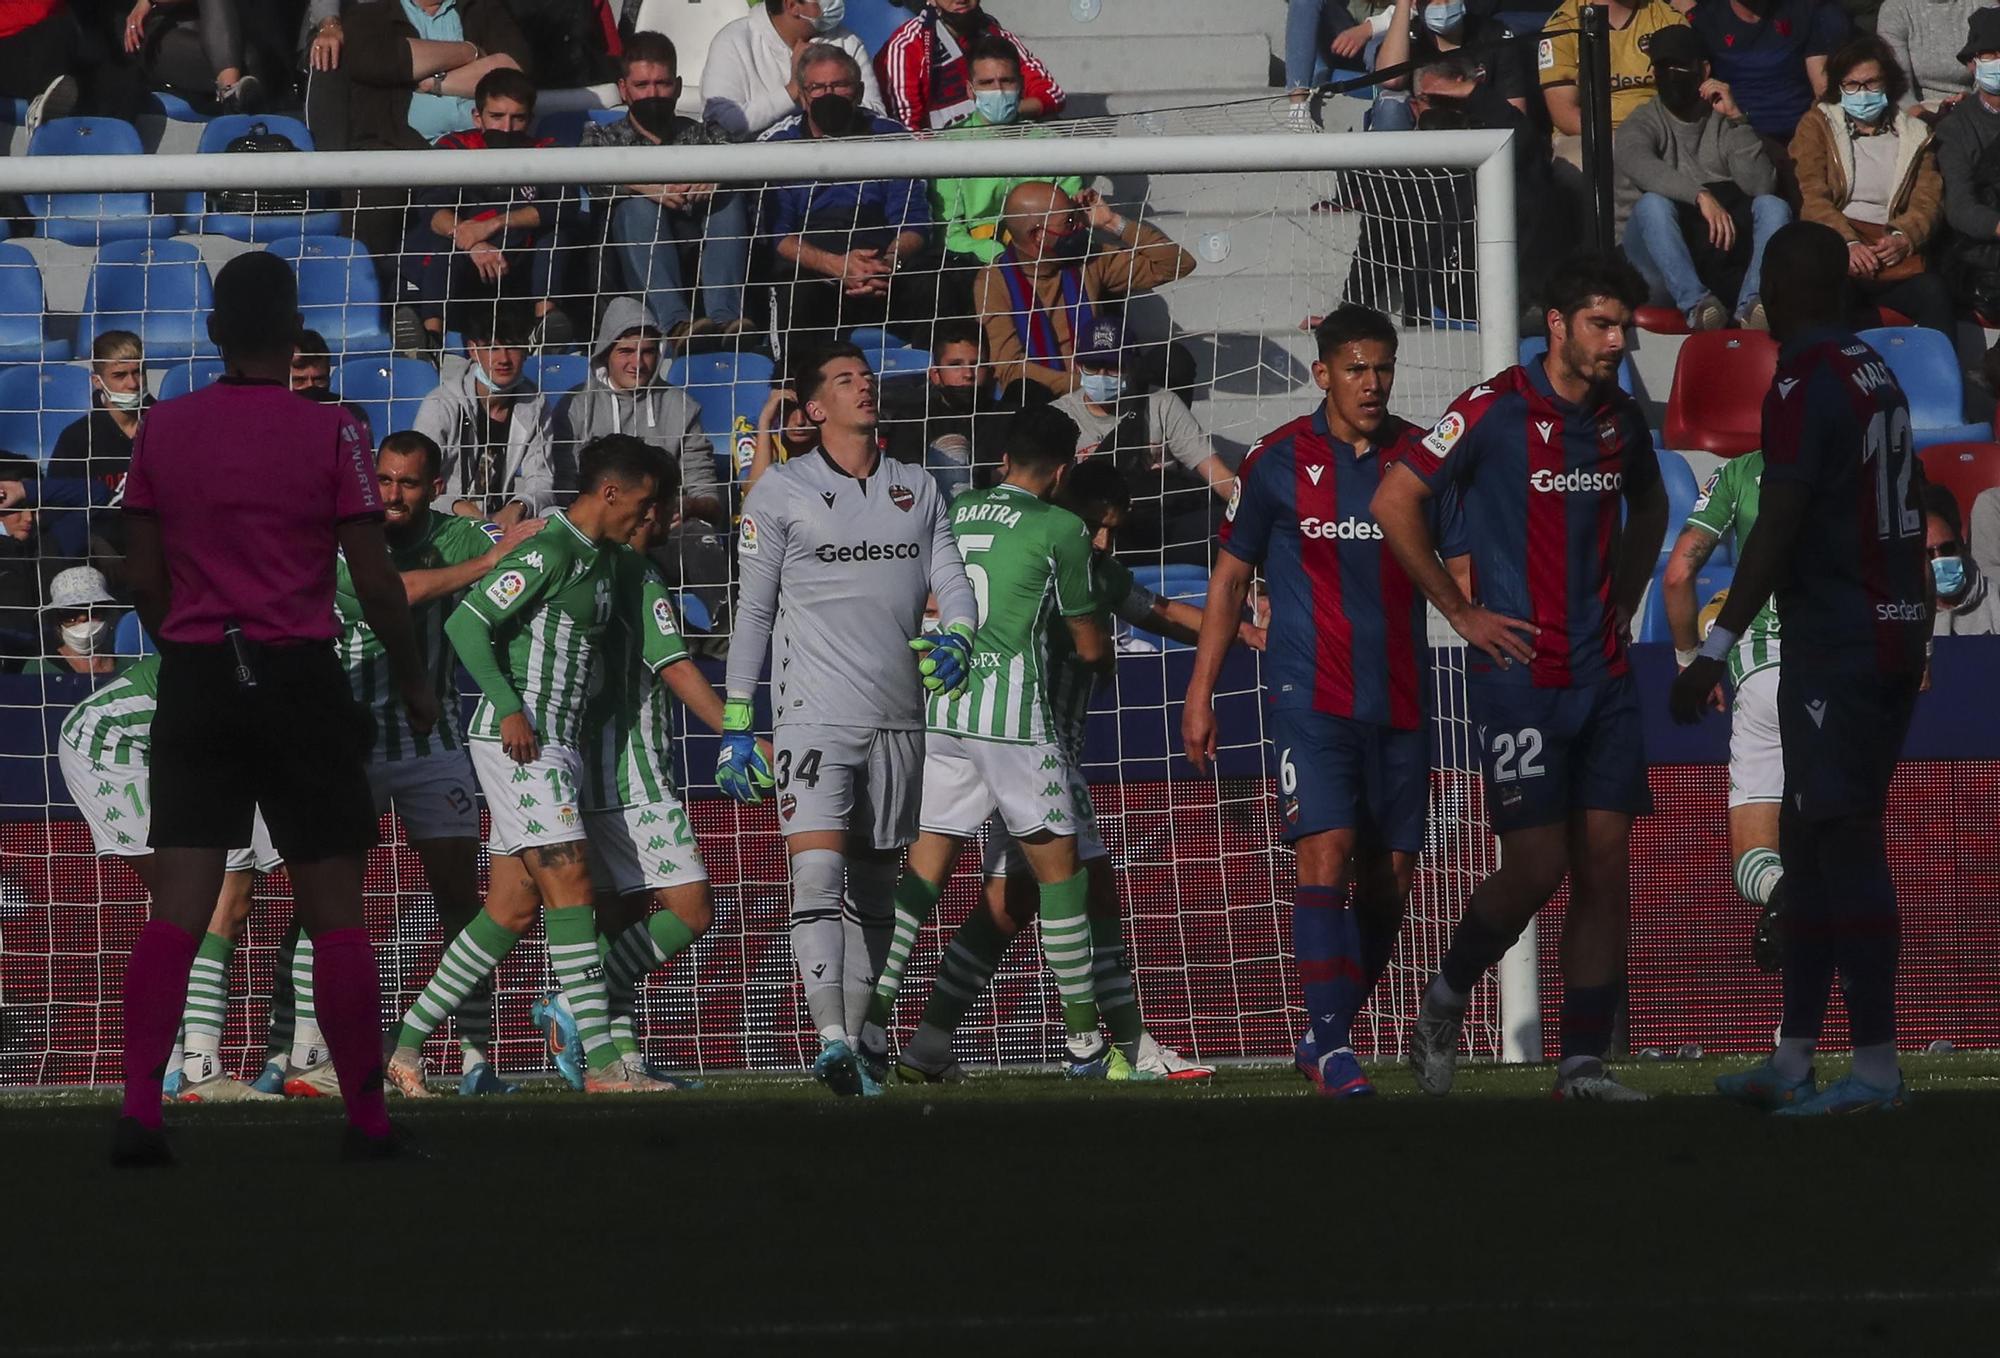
xmin=1819 ymin=815 xmax=1900 ymax=1050
xmin=1439 ymin=900 xmax=1517 ymax=1000
xmin=1295 ymin=885 xmax=1364 ymax=1053
xmin=1778 ymin=809 xmax=1836 ymax=1047
xmin=1560 ymin=983 xmax=1619 ymax=1060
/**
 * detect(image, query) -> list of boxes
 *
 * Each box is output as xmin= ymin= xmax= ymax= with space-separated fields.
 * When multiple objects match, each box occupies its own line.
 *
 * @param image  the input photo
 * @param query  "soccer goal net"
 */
xmin=0 ymin=114 xmax=1528 ymax=1085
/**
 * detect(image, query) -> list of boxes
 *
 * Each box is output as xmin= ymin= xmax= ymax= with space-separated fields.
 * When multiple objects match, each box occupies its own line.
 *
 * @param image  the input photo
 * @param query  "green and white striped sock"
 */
xmin=1039 ymin=871 xmax=1101 ymax=1055
xmin=546 ymin=905 xmax=622 ymax=1073
xmin=1735 ymin=847 xmax=1784 ymax=906
xmin=919 ymin=905 xmax=1010 ymax=1037
xmin=396 ymin=909 xmax=521 ymax=1053
xmin=289 ymin=933 xmax=325 ymax=1069
xmin=1088 ymin=907 xmax=1143 ymax=1047
xmin=600 ymin=913 xmax=697 ymax=1059
xmin=179 ymin=931 xmax=233 ymax=1081
xmin=867 ymin=873 xmax=942 ymax=1034
xmin=458 ymin=976 xmax=496 ymax=1073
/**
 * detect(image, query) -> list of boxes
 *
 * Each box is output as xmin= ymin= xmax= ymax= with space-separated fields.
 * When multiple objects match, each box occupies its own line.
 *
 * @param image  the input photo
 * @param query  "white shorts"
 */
xmin=774 ymin=723 xmax=923 ymax=850
xmin=368 ymin=747 xmax=480 ymax=841
xmin=981 ymin=764 xmax=1105 ymax=878
xmin=469 ymin=739 xmax=585 ymax=855
xmin=585 ymin=802 xmax=708 ymax=896
xmin=1728 ymin=665 xmax=1783 ymax=808
xmin=59 ymin=743 xmax=279 ymax=871
xmin=921 ymin=729 xmax=1078 ymax=841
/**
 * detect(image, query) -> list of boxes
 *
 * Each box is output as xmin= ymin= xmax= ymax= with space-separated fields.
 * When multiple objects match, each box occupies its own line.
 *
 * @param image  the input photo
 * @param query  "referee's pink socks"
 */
xmin=120 ymin=918 xmax=200 ymax=1129
xmin=310 ymin=928 xmax=393 ymax=1140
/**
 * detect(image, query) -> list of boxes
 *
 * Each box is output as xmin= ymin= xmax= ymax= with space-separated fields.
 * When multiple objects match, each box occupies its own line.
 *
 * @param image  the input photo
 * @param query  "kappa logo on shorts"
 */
xmin=637 ymin=809 xmax=661 ymax=826
xmin=780 ymin=793 xmax=797 ymax=821
xmin=485 ymin=570 xmax=528 ymax=609
xmin=890 ymin=484 xmax=915 ymax=512
xmin=1042 ymin=782 xmax=1064 ymax=797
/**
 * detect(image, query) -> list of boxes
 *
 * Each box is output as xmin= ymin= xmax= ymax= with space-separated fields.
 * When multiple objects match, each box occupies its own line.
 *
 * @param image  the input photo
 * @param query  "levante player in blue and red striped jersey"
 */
xmin=1373 ymin=255 xmax=1668 ymax=1102
xmin=1183 ymin=305 xmax=1462 ymax=1099
xmin=1673 ymin=223 xmax=1930 ymax=1115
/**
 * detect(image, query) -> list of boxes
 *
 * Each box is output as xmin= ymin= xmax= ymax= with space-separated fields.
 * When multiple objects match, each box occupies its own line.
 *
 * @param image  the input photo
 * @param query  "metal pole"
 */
xmin=1577 ymin=5 xmax=1618 ymax=252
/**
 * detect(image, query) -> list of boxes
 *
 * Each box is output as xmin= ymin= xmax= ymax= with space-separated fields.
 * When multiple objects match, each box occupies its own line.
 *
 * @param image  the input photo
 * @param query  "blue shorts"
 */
xmin=1266 ymin=708 xmax=1427 ymax=851
xmin=1777 ymin=665 xmax=1918 ymax=822
xmin=1467 ymin=673 xmax=1651 ymax=836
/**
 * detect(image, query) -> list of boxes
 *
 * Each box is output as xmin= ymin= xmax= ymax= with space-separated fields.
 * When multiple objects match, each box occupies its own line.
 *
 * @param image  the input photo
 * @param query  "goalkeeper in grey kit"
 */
xmin=719 ymin=342 xmax=977 ymax=1097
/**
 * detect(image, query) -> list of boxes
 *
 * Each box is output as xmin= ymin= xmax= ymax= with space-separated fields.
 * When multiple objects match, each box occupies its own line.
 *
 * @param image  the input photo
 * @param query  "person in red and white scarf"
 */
xmin=874 ymin=0 xmax=1064 ymax=130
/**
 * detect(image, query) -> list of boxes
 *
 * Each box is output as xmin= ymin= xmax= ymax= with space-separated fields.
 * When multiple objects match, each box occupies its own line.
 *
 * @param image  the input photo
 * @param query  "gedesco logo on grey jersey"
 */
xmin=1298 ymin=517 xmax=1383 ymax=540
xmin=1530 ymin=468 xmax=1623 ymax=494
xmin=815 ymin=541 xmax=921 ymax=564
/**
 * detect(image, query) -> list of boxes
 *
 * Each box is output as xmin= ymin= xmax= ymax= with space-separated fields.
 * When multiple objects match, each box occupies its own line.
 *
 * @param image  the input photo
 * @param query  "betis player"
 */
xmin=58 ymin=655 xmax=283 ymax=1102
xmin=1663 ymin=451 xmax=1787 ymax=972
xmin=536 ymin=467 xmax=773 ymax=1091
xmin=857 ymin=404 xmax=1141 ymax=1081
xmin=263 ymin=430 xmax=542 ymax=1100
xmin=384 ymin=433 xmax=663 ymax=1097
xmin=871 ymin=460 xmax=1259 ymax=1082
xmin=1185 ymin=305 xmax=1460 ymax=1099
xmin=718 ymin=342 xmax=977 ymax=1098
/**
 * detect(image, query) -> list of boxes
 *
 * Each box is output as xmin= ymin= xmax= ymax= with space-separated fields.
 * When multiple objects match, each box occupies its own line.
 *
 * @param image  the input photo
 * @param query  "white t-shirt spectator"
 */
xmin=1052 ymin=386 xmax=1217 ymax=480
xmin=700 ymin=8 xmax=885 ymax=141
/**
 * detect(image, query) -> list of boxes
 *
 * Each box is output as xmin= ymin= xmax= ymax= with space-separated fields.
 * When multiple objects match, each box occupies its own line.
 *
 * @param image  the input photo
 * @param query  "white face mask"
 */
xmin=99 ymin=385 xmax=142 ymax=411
xmin=1980 ymin=57 xmax=2000 ymax=95
xmin=812 ymin=0 xmax=846 ymax=32
xmin=61 ymin=619 xmax=110 ymax=655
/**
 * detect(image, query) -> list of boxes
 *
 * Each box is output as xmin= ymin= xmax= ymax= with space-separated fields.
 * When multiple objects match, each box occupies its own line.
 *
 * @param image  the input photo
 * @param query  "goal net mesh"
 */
xmin=0 ymin=110 xmax=1507 ymax=1084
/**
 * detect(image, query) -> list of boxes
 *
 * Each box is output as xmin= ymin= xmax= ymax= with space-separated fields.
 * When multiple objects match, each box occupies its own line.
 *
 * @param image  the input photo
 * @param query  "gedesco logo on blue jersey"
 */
xmin=1530 ymin=468 xmax=1624 ymax=494
xmin=1298 ymin=517 xmax=1383 ymax=541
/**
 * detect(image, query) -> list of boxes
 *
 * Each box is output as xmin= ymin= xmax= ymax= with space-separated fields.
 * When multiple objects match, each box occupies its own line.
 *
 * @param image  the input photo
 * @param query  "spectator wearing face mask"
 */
xmin=583 ymin=31 xmax=751 ymax=347
xmin=1373 ymin=0 xmax=1536 ymax=133
xmin=876 ymin=0 xmax=1065 ymax=132
xmin=1927 ymin=485 xmax=2000 ymax=635
xmin=702 ymin=0 xmax=883 ymax=142
xmin=1934 ymin=11 xmax=2000 ymax=281
xmin=1791 ymin=36 xmax=1951 ymax=337
xmin=393 ymin=68 xmax=571 ymax=358
xmin=413 ymin=302 xmax=563 ymax=526
xmin=1688 ymin=0 xmax=1849 ymax=184
xmin=1052 ymin=316 xmax=1235 ymax=511
xmin=1616 ymin=24 xmax=1790 ymax=330
xmin=973 ymin=181 xmax=1197 ymax=401
xmin=931 ymin=37 xmax=1083 ymax=268
xmin=26 ymin=565 xmax=122 ymax=676
xmin=1875 ymin=0 xmax=1986 ymax=117
xmin=45 ymin=330 xmax=149 ymax=566
xmin=760 ymin=44 xmax=937 ymax=346
xmin=877 ymin=319 xmax=1010 ymax=498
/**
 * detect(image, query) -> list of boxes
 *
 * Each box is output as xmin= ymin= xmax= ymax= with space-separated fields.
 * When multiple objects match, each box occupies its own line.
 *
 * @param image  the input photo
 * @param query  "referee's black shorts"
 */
xmin=148 ymin=639 xmax=378 ymax=864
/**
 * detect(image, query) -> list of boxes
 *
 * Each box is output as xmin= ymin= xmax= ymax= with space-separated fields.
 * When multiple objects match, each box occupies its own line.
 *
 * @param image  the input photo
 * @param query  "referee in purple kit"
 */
xmin=112 ymin=252 xmax=436 ymax=1165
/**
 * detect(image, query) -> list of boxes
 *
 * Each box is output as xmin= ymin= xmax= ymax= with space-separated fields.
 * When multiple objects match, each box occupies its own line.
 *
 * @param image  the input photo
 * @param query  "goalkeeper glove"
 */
xmin=909 ymin=621 xmax=976 ymax=695
xmin=714 ymin=698 xmax=774 ymax=803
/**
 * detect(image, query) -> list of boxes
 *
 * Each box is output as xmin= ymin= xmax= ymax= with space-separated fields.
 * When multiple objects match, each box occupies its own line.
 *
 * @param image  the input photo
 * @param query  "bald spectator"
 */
xmin=702 ymin=0 xmax=884 ymax=142
xmin=761 ymin=44 xmax=936 ymax=345
xmin=972 ymin=180 xmax=1197 ymax=400
xmin=876 ymin=0 xmax=1065 ymax=131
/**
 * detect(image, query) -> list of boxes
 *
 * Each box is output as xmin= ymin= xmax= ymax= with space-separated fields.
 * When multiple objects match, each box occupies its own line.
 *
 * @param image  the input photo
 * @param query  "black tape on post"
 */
xmin=1576 ymin=4 xmax=1618 ymax=252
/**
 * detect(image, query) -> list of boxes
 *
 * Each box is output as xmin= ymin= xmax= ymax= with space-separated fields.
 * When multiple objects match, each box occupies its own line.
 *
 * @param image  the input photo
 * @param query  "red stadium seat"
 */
xmin=1662 ymin=330 xmax=1779 ymax=457
xmin=1919 ymin=442 xmax=2000 ymax=527
xmin=1867 ymin=307 xmax=1914 ymax=327
xmin=1633 ymin=304 xmax=1689 ymax=335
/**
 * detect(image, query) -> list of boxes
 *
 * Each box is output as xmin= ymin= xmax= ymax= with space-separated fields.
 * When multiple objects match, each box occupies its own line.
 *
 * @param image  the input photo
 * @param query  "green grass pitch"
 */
xmin=9 ymin=1053 xmax=2000 ymax=1355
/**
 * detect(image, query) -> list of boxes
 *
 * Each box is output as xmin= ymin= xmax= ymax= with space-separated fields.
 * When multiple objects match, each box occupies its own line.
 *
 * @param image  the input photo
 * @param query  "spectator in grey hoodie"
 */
xmin=413 ymin=303 xmax=562 ymax=526
xmin=1615 ymin=25 xmax=1791 ymax=330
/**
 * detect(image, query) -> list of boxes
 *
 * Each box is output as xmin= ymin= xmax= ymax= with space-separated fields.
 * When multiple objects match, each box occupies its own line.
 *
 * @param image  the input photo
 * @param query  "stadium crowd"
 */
xmin=0 ymin=0 xmax=1982 ymax=1127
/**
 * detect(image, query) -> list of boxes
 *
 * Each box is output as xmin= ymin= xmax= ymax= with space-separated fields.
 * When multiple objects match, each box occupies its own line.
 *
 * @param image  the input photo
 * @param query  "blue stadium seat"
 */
xmin=81 ymin=238 xmax=216 ymax=360
xmin=181 ymin=115 xmax=339 ymax=241
xmin=667 ymin=354 xmax=777 ymax=466
xmin=268 ymin=234 xmax=388 ymax=349
xmin=155 ymin=358 xmax=224 ymax=401
xmin=841 ymin=0 xmax=910 ymax=55
xmin=1657 ymin=448 xmax=1699 ymax=561
xmin=669 ymin=350 xmax=776 ymax=393
xmin=25 ymin=117 xmax=171 ymax=246
xmin=528 ymin=352 xmax=590 ymax=397
xmin=113 ymin=610 xmax=156 ymax=660
xmin=1856 ymin=326 xmax=1993 ymax=449
xmin=146 ymin=91 xmax=208 ymax=123
xmin=1125 ymin=564 xmax=1209 ymax=650
xmin=677 ymin=591 xmax=714 ymax=632
xmin=0 ymin=363 xmax=93 ymax=463
xmin=1638 ymin=560 xmax=1732 ymax=644
xmin=533 ymin=110 xmax=588 ymax=147
xmin=845 ymin=327 xmax=901 ymax=354
xmin=336 ymin=356 xmax=440 ymax=441
xmin=876 ymin=346 xmax=931 ymax=377
xmin=0 ymin=242 xmax=70 ymax=363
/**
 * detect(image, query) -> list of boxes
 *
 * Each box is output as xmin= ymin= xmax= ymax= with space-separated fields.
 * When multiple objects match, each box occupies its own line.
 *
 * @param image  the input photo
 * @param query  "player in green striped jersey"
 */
xmin=1664 ymin=450 xmax=1788 ymax=971
xmin=872 ymin=461 xmax=1267 ymax=1081
xmin=532 ymin=462 xmax=772 ymax=1091
xmin=57 ymin=655 xmax=284 ymax=1102
xmin=856 ymin=405 xmax=1139 ymax=1079
xmin=384 ymin=435 xmax=666 ymax=1098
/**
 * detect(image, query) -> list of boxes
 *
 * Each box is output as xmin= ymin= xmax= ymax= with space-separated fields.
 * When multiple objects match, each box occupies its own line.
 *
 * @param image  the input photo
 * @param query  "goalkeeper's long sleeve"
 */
xmin=444 ymin=600 xmax=524 ymax=721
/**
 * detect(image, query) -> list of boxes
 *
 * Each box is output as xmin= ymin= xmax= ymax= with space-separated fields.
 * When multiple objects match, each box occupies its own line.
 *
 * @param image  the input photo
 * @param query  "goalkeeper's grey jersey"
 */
xmin=725 ymin=448 xmax=976 ymax=731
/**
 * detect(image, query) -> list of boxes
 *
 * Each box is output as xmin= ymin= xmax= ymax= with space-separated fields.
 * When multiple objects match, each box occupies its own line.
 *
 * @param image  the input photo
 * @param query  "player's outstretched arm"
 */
xmin=1183 ymin=551 xmax=1256 ymax=773
xmin=402 ymin=517 xmax=543 ymax=605
xmin=341 ymin=518 xmax=436 ymax=735
xmin=1373 ymin=463 xmax=1537 ymax=669
xmin=1143 ymin=594 xmax=1265 ymax=651
xmin=1671 ymin=482 xmax=1808 ymax=723
xmin=1661 ymin=525 xmax=1719 ymax=658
